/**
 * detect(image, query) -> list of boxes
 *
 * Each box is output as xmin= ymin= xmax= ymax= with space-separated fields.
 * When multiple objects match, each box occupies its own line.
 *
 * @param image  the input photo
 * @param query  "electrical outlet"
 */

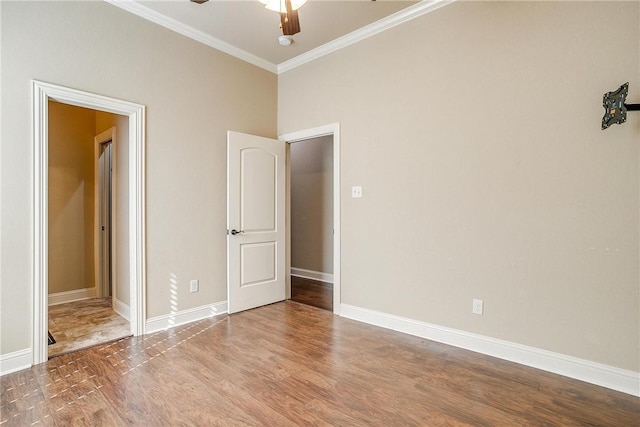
xmin=190 ymin=279 xmax=199 ymax=293
xmin=351 ymin=186 xmax=363 ymax=198
xmin=472 ymin=299 xmax=483 ymax=315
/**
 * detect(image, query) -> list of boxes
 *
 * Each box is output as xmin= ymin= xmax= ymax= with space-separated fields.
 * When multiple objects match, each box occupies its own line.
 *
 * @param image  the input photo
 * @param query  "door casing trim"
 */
xmin=32 ymin=80 xmax=146 ymax=364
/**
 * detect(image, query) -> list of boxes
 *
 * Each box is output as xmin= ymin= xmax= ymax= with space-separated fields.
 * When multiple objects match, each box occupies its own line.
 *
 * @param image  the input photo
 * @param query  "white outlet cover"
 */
xmin=352 ymin=186 xmax=363 ymax=198
xmin=472 ymin=299 xmax=483 ymax=315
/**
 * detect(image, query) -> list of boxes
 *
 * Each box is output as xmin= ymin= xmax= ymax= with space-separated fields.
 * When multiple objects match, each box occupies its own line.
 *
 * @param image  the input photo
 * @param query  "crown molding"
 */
xmin=105 ymin=0 xmax=278 ymax=73
xmin=278 ymin=0 xmax=454 ymax=74
xmin=106 ymin=0 xmax=453 ymax=75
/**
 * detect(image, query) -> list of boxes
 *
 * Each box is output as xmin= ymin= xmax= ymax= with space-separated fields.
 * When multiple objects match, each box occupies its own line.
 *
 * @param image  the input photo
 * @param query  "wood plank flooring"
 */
xmin=2 ymin=301 xmax=638 ymax=426
xmin=48 ymin=298 xmax=130 ymax=358
xmin=290 ymin=275 xmax=333 ymax=311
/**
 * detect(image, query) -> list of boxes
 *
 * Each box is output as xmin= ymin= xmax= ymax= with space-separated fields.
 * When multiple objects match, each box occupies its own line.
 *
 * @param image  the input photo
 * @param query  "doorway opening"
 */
xmin=282 ymin=123 xmax=341 ymax=315
xmin=289 ymin=136 xmax=334 ymax=311
xmin=32 ymin=81 xmax=146 ymax=364
xmin=225 ymin=125 xmax=340 ymax=315
xmin=46 ymin=102 xmax=129 ymax=358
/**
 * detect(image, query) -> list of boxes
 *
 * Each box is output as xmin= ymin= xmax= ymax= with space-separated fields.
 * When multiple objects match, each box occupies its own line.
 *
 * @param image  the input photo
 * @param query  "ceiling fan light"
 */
xmin=278 ymin=35 xmax=293 ymax=46
xmin=259 ymin=0 xmax=307 ymax=13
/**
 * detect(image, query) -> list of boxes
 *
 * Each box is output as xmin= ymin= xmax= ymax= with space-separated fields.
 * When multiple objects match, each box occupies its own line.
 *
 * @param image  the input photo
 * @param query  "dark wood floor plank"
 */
xmin=291 ymin=275 xmax=333 ymax=311
xmin=2 ymin=301 xmax=638 ymax=426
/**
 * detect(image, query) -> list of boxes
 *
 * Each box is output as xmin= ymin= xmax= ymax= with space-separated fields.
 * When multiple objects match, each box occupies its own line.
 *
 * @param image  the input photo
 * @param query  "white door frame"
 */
xmin=94 ymin=128 xmax=116 ymax=301
xmin=280 ymin=123 xmax=341 ymax=314
xmin=32 ymin=80 xmax=146 ymax=364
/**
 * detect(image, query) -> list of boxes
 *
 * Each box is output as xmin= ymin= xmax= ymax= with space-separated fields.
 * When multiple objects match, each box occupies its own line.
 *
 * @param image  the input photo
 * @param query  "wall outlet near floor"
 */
xmin=472 ymin=299 xmax=484 ymax=315
xmin=190 ymin=279 xmax=199 ymax=293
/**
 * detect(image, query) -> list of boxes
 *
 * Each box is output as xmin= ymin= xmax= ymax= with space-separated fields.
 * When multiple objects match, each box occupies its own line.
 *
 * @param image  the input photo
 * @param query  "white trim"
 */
xmin=32 ymin=81 xmax=48 ymax=365
xmin=278 ymin=0 xmax=454 ymax=73
xmin=291 ymin=267 xmax=333 ymax=284
xmin=32 ymin=80 xmax=146 ymax=366
xmin=280 ymin=123 xmax=341 ymax=315
xmin=340 ymin=303 xmax=640 ymax=397
xmin=48 ymin=288 xmax=97 ymax=306
xmin=145 ymin=301 xmax=228 ymax=334
xmin=105 ymin=0 xmax=277 ymax=73
xmin=0 ymin=349 xmax=32 ymax=376
xmin=114 ymin=299 xmax=131 ymax=322
xmin=106 ymin=0 xmax=452 ymax=75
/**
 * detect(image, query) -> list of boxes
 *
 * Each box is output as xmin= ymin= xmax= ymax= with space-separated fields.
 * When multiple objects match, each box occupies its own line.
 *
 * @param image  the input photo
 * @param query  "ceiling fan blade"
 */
xmin=280 ymin=0 xmax=300 ymax=36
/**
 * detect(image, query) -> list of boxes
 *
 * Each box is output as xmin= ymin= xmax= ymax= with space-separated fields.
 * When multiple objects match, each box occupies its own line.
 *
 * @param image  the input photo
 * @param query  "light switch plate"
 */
xmin=352 ymin=186 xmax=363 ymax=198
xmin=190 ymin=279 xmax=199 ymax=293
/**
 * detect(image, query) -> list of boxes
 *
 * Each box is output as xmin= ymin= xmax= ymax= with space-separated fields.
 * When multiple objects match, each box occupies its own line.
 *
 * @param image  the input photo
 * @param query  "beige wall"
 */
xmin=290 ymin=136 xmax=333 ymax=274
xmin=0 ymin=1 xmax=277 ymax=354
xmin=48 ymin=101 xmax=96 ymax=294
xmin=279 ymin=1 xmax=639 ymax=371
xmin=95 ymin=112 xmax=130 ymax=306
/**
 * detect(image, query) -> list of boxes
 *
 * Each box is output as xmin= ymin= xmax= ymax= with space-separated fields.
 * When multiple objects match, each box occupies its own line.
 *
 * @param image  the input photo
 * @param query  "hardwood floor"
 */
xmin=48 ymin=298 xmax=130 ymax=358
xmin=2 ymin=301 xmax=638 ymax=426
xmin=290 ymin=275 xmax=333 ymax=311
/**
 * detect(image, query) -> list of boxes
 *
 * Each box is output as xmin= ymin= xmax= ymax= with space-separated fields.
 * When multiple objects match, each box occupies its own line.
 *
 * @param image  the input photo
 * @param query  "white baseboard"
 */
xmin=0 ymin=348 xmax=32 ymax=376
xmin=340 ymin=303 xmax=640 ymax=397
xmin=145 ymin=301 xmax=228 ymax=334
xmin=114 ymin=299 xmax=130 ymax=321
xmin=48 ymin=287 xmax=96 ymax=306
xmin=291 ymin=267 xmax=333 ymax=283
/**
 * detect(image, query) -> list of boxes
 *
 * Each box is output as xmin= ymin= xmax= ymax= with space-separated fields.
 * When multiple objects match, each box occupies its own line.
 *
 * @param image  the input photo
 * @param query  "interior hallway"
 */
xmin=48 ymin=297 xmax=130 ymax=358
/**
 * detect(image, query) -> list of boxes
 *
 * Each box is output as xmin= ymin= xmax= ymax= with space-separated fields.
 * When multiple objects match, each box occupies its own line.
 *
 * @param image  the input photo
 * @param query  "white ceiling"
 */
xmin=107 ymin=0 xmax=451 ymax=73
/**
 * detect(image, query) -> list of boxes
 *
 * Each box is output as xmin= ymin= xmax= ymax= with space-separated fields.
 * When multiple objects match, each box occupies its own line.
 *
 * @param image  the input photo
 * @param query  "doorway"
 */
xmin=225 ymin=124 xmax=341 ymax=315
xmin=46 ymin=102 xmax=129 ymax=358
xmin=282 ymin=123 xmax=341 ymax=315
xmin=289 ymin=136 xmax=334 ymax=311
xmin=32 ymin=80 xmax=146 ymax=364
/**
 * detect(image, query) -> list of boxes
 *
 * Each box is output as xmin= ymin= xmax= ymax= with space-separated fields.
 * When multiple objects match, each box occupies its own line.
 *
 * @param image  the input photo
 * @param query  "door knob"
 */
xmin=230 ymin=229 xmax=244 ymax=235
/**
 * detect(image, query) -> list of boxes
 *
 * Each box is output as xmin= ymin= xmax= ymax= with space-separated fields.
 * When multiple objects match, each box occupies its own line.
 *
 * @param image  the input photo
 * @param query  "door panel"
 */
xmin=227 ymin=131 xmax=285 ymax=314
xmin=241 ymin=148 xmax=276 ymax=232
xmin=240 ymin=242 xmax=276 ymax=286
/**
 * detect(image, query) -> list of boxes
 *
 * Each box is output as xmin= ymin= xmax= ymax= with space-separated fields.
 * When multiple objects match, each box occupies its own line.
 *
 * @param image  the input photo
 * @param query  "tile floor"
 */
xmin=47 ymin=297 xmax=130 ymax=358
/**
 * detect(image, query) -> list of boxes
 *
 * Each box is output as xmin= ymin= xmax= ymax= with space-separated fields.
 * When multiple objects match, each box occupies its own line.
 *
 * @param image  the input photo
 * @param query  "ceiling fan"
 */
xmin=190 ymin=0 xmax=305 ymax=38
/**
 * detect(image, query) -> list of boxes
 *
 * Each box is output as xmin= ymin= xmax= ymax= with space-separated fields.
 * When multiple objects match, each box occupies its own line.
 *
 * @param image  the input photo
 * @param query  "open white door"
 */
xmin=227 ymin=131 xmax=286 ymax=314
